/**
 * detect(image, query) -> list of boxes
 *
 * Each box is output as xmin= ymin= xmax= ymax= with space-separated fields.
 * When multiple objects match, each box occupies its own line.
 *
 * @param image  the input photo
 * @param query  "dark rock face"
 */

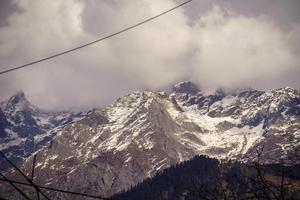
xmin=0 ymin=109 xmax=9 ymax=139
xmin=0 ymin=92 xmax=84 ymax=171
xmin=80 ymin=109 xmax=109 ymax=126
xmin=0 ymin=83 xmax=299 ymax=199
xmin=172 ymin=82 xmax=226 ymax=113
xmin=172 ymin=81 xmax=200 ymax=95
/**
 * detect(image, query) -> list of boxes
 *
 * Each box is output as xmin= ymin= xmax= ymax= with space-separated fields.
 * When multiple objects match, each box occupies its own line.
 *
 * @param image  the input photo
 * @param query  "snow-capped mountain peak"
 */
xmin=1 ymin=91 xmax=34 ymax=113
xmin=0 ymin=91 xmax=85 ymax=171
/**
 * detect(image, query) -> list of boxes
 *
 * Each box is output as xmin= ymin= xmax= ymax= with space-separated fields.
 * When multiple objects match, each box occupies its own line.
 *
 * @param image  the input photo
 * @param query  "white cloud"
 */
xmin=0 ymin=1 xmax=299 ymax=110
xmin=80 ymin=0 xmax=192 ymax=88
xmin=0 ymin=0 xmax=192 ymax=110
xmin=0 ymin=0 xmax=83 ymax=58
xmin=190 ymin=5 xmax=299 ymax=89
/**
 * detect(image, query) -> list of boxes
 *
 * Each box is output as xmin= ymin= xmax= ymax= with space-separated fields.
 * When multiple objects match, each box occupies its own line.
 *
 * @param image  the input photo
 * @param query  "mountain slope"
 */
xmin=0 ymin=92 xmax=84 ymax=171
xmin=171 ymin=82 xmax=300 ymax=162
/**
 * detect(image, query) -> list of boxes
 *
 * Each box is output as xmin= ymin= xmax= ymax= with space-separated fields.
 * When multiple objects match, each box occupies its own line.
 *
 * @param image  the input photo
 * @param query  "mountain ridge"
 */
xmin=0 ymin=81 xmax=299 ymax=199
xmin=0 ymin=91 xmax=85 ymax=171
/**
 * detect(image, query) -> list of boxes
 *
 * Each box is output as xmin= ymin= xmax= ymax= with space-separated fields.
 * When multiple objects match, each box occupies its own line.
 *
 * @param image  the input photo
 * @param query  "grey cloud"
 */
xmin=0 ymin=0 xmax=299 ymax=111
xmin=0 ymin=0 xmax=22 ymax=27
xmin=177 ymin=0 xmax=300 ymax=29
xmin=190 ymin=5 xmax=299 ymax=90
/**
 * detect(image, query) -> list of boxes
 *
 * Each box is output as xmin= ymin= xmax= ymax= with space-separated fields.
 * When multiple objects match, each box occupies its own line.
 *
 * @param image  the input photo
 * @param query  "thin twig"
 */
xmin=0 ymin=151 xmax=51 ymax=200
xmin=31 ymin=154 xmax=40 ymax=200
xmin=0 ymin=178 xmax=111 ymax=200
xmin=0 ymin=172 xmax=31 ymax=200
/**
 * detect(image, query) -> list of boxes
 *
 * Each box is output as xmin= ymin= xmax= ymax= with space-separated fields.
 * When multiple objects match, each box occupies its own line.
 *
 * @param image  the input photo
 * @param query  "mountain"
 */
xmin=0 ymin=92 xmax=84 ymax=171
xmin=171 ymin=82 xmax=300 ymax=162
xmin=0 ymin=82 xmax=299 ymax=199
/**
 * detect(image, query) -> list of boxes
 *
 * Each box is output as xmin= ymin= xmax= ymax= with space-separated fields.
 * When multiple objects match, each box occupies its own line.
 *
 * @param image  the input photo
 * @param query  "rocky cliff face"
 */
xmin=171 ymin=82 xmax=300 ymax=162
xmin=1 ymin=82 xmax=299 ymax=199
xmin=0 ymin=92 xmax=84 ymax=171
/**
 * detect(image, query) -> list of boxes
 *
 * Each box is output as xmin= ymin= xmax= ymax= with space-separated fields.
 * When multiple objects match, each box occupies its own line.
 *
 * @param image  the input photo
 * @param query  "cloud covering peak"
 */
xmin=0 ymin=0 xmax=299 ymax=110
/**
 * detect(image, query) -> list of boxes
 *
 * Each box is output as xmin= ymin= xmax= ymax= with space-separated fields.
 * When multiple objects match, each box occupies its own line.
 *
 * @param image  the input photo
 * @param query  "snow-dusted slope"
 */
xmin=0 ymin=92 xmax=84 ymax=171
xmin=1 ymin=82 xmax=299 ymax=199
xmin=171 ymin=82 xmax=300 ymax=162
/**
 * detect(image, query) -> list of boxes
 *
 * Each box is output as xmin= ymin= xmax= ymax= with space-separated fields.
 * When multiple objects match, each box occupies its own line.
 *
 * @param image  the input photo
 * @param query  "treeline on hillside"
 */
xmin=112 ymin=155 xmax=300 ymax=200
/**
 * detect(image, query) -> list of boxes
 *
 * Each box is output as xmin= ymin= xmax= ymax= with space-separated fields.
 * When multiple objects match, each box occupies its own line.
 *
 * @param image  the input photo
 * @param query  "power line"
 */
xmin=30 ymin=154 xmax=40 ymax=200
xmin=0 ymin=151 xmax=51 ymax=200
xmin=0 ymin=151 xmax=111 ymax=199
xmin=0 ymin=0 xmax=192 ymax=75
xmin=0 ymin=173 xmax=31 ymax=200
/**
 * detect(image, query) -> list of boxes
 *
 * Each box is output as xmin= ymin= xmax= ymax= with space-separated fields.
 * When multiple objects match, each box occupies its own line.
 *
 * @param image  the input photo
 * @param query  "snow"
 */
xmin=210 ymin=95 xmax=237 ymax=109
xmin=124 ymin=156 xmax=132 ymax=163
xmin=68 ymin=167 xmax=77 ymax=174
xmin=148 ymin=158 xmax=168 ymax=177
xmin=99 ymin=130 xmax=123 ymax=150
xmin=225 ymin=123 xmax=264 ymax=154
xmin=97 ymin=94 xmax=158 ymax=152
xmin=184 ymin=109 xmax=238 ymax=131
xmin=269 ymin=102 xmax=278 ymax=112
xmin=177 ymin=151 xmax=184 ymax=162
xmin=89 ymin=131 xmax=102 ymax=144
xmin=142 ymin=136 xmax=154 ymax=150
xmin=35 ymin=162 xmax=43 ymax=168
xmin=166 ymin=103 xmax=180 ymax=119
xmin=49 ymin=155 xmax=58 ymax=160
xmin=34 ymin=115 xmax=51 ymax=126
xmin=179 ymin=122 xmax=263 ymax=159
xmin=33 ymin=130 xmax=53 ymax=144
xmin=165 ymin=94 xmax=267 ymax=159
xmin=0 ymin=129 xmax=25 ymax=150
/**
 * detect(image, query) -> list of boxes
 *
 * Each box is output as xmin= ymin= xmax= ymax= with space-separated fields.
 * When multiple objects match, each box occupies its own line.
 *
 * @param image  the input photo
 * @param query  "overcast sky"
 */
xmin=0 ymin=0 xmax=299 ymax=111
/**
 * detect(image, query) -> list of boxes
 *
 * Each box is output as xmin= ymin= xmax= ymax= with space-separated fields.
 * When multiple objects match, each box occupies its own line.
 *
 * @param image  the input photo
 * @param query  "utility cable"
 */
xmin=0 ymin=0 xmax=192 ymax=75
